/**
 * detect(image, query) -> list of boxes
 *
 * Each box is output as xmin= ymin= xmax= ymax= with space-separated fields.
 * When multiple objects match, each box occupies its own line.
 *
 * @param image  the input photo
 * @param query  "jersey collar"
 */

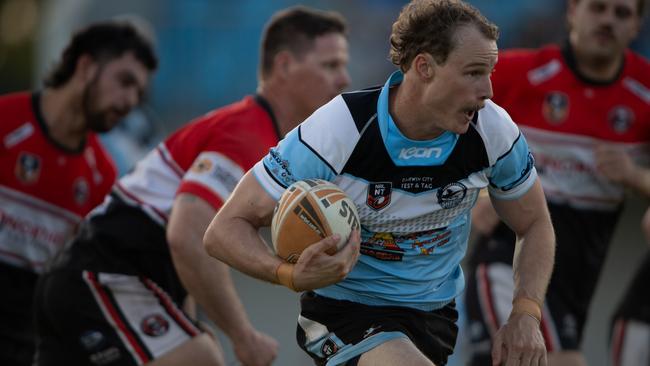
xmin=561 ymin=39 xmax=625 ymax=86
xmin=376 ymin=70 xmax=457 ymax=167
xmin=254 ymin=94 xmax=281 ymax=140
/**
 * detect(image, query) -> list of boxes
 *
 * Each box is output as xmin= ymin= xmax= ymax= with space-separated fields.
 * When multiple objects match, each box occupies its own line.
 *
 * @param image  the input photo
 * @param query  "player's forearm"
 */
xmin=203 ymin=215 xmax=283 ymax=285
xmin=512 ymin=217 xmax=555 ymax=305
xmin=172 ymin=243 xmax=255 ymax=339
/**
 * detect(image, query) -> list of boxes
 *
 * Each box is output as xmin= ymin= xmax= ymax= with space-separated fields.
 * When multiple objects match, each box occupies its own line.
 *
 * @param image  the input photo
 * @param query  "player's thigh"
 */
xmin=147 ymin=333 xmax=224 ymax=366
xmin=358 ymin=338 xmax=434 ymax=366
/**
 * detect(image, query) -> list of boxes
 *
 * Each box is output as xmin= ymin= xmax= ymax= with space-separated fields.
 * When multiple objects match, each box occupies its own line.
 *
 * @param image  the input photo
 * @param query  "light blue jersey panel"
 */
xmin=253 ymin=71 xmax=537 ymax=311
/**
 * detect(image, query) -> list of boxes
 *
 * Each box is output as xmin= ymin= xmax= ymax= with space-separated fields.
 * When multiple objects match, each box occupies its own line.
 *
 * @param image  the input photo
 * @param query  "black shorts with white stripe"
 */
xmin=296 ymin=291 xmax=458 ymax=366
xmin=34 ymin=267 xmax=201 ymax=366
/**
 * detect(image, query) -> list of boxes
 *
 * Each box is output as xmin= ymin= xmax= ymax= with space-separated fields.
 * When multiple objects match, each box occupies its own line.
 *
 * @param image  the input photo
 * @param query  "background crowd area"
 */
xmin=1 ymin=0 xmax=649 ymax=365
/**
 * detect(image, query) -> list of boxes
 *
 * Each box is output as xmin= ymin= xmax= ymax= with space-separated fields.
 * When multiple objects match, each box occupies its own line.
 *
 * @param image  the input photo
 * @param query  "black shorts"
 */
xmin=34 ymin=266 xmax=202 ymax=366
xmin=609 ymin=252 xmax=650 ymax=366
xmin=465 ymin=203 xmax=619 ymax=363
xmin=296 ymin=291 xmax=458 ymax=366
xmin=0 ymin=263 xmax=38 ymax=366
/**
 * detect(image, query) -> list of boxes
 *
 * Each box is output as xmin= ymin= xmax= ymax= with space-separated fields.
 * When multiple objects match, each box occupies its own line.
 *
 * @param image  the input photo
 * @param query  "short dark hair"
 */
xmin=390 ymin=0 xmax=499 ymax=72
xmin=44 ymin=21 xmax=157 ymax=88
xmin=259 ymin=6 xmax=347 ymax=79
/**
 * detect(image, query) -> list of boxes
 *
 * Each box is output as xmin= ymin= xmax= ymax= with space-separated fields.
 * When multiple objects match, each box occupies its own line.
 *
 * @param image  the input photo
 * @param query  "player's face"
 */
xmin=83 ymin=52 xmax=150 ymax=133
xmin=423 ymin=25 xmax=496 ymax=135
xmin=568 ymin=0 xmax=641 ymax=61
xmin=286 ymin=32 xmax=350 ymax=117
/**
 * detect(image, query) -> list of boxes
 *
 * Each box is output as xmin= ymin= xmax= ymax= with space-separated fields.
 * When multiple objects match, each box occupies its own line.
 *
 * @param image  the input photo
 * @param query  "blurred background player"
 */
xmin=609 ymin=206 xmax=650 ymax=366
xmin=33 ymin=6 xmax=349 ymax=366
xmin=0 ymin=21 xmax=156 ymax=366
xmin=464 ymin=0 xmax=650 ymax=365
xmin=204 ymin=1 xmax=555 ymax=365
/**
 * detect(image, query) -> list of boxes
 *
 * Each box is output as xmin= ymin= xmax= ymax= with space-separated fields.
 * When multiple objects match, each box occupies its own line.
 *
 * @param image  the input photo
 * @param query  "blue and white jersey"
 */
xmin=254 ymin=71 xmax=537 ymax=310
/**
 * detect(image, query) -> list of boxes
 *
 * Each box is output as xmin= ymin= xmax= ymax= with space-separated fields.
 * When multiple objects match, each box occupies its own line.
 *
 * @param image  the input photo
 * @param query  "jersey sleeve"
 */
xmin=177 ymin=151 xmax=245 ymax=210
xmin=476 ymin=100 xmax=538 ymax=200
xmin=253 ymin=95 xmax=360 ymax=200
xmin=490 ymin=50 xmax=532 ymax=106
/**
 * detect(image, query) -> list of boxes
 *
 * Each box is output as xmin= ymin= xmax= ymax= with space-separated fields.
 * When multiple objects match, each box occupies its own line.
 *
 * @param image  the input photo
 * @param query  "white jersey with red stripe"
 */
xmin=0 ymin=92 xmax=116 ymax=274
xmin=87 ymin=95 xmax=280 ymax=255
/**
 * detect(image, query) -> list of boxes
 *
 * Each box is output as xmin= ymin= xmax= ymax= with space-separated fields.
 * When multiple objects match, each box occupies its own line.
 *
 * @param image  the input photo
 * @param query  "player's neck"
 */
xmin=257 ymin=85 xmax=308 ymax=138
xmin=573 ymin=49 xmax=624 ymax=82
xmin=391 ymin=81 xmax=444 ymax=141
xmin=41 ymin=86 xmax=88 ymax=150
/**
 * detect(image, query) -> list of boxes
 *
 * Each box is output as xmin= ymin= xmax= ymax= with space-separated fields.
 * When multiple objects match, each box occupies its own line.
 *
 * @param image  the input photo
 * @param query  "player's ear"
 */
xmin=413 ymin=53 xmax=435 ymax=81
xmin=273 ymin=50 xmax=293 ymax=79
xmin=75 ymin=54 xmax=99 ymax=85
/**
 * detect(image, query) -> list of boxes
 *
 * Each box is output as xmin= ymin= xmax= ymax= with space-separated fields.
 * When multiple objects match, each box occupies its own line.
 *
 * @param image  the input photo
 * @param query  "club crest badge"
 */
xmin=608 ymin=106 xmax=634 ymax=134
xmin=366 ymin=182 xmax=392 ymax=210
xmin=15 ymin=152 xmax=41 ymax=184
xmin=437 ymin=182 xmax=467 ymax=209
xmin=542 ymin=92 xmax=569 ymax=124
xmin=73 ymin=177 xmax=89 ymax=205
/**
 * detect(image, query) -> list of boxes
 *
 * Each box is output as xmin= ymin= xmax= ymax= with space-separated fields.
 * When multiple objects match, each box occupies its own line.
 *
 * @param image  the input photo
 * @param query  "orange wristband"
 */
xmin=276 ymin=262 xmax=297 ymax=292
xmin=512 ymin=297 xmax=542 ymax=323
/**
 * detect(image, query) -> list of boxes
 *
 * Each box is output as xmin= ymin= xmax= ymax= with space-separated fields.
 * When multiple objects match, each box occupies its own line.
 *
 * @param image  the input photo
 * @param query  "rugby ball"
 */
xmin=271 ymin=179 xmax=360 ymax=263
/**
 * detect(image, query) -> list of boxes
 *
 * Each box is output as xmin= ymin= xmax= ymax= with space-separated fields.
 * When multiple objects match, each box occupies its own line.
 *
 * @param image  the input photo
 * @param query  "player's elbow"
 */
xmin=166 ymin=228 xmax=190 ymax=261
xmin=202 ymin=219 xmax=225 ymax=261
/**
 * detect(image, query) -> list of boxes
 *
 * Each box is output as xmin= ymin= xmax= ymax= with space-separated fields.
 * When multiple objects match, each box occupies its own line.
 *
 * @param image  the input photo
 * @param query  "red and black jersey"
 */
xmin=0 ymin=92 xmax=116 ymax=273
xmin=491 ymin=43 xmax=650 ymax=211
xmin=86 ymin=95 xmax=280 ymax=265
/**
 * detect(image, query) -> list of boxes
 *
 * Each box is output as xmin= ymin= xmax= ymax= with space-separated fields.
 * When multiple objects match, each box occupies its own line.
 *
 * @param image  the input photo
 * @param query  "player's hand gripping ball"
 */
xmin=271 ymin=179 xmax=360 ymax=263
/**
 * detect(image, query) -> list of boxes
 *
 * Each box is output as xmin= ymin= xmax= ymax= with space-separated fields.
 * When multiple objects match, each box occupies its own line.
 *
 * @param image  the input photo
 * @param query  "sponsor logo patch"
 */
xmin=321 ymin=338 xmax=338 ymax=356
xmin=366 ymin=182 xmax=392 ymax=210
xmin=79 ymin=330 xmax=105 ymax=351
xmin=190 ymin=157 xmax=213 ymax=173
xmin=141 ymin=313 xmax=170 ymax=337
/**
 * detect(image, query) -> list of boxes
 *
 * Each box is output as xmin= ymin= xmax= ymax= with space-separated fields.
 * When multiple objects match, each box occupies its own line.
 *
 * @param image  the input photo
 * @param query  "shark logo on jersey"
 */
xmin=366 ymin=182 xmax=392 ymax=210
xmin=608 ymin=106 xmax=634 ymax=134
xmin=542 ymin=92 xmax=569 ymax=124
xmin=437 ymin=182 xmax=467 ymax=209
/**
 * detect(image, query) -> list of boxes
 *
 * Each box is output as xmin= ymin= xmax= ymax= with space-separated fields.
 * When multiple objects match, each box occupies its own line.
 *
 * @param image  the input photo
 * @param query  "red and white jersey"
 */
xmin=96 ymin=95 xmax=280 ymax=227
xmin=491 ymin=44 xmax=650 ymax=210
xmin=0 ymin=92 xmax=116 ymax=273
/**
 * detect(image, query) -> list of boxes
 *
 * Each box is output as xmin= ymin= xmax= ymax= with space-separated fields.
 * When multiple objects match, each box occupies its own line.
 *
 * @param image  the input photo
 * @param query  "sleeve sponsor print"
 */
xmin=183 ymin=151 xmax=245 ymax=202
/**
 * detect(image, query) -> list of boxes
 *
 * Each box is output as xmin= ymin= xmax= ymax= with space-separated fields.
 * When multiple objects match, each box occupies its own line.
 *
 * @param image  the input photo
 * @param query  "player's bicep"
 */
xmin=490 ymin=178 xmax=548 ymax=236
xmin=167 ymin=193 xmax=216 ymax=247
xmin=218 ymin=170 xmax=277 ymax=228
